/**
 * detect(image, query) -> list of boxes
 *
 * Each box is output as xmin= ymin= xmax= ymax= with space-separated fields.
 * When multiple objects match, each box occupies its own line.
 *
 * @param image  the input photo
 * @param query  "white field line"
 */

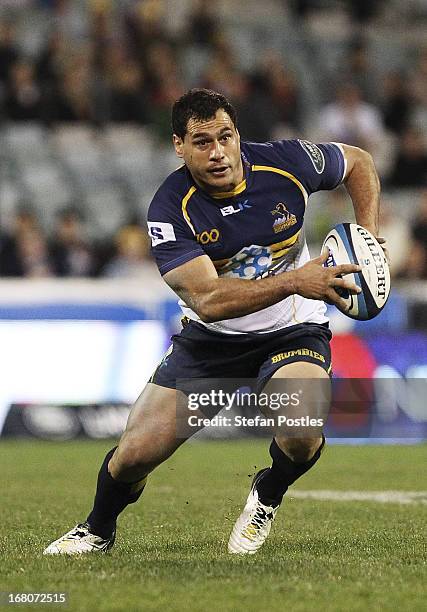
xmin=290 ymin=490 xmax=427 ymax=505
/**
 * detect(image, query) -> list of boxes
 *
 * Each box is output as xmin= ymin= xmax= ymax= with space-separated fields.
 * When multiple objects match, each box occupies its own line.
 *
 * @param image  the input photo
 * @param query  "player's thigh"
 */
xmin=112 ymin=382 xmax=197 ymax=474
xmin=271 ymin=360 xmax=331 ymax=381
xmin=263 ymin=362 xmax=330 ymax=449
xmin=263 ymin=360 xmax=331 ymax=404
xmin=125 ymin=382 xmax=181 ymax=436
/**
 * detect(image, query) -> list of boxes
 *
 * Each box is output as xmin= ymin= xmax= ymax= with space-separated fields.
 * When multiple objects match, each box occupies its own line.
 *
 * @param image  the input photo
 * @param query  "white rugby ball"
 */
xmin=322 ymin=223 xmax=390 ymax=320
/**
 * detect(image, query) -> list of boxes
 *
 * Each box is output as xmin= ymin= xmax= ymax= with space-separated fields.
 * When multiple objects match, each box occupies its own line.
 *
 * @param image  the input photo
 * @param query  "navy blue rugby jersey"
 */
xmin=147 ymin=139 xmax=346 ymax=334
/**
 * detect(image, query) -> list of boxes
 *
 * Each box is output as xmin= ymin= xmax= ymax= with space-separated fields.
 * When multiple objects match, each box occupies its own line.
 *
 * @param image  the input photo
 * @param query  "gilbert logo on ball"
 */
xmin=322 ymin=223 xmax=391 ymax=320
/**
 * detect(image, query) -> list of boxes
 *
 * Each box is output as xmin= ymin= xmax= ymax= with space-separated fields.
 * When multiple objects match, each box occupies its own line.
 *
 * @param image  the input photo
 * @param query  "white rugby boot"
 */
xmin=43 ymin=522 xmax=115 ymax=555
xmin=228 ymin=469 xmax=280 ymax=555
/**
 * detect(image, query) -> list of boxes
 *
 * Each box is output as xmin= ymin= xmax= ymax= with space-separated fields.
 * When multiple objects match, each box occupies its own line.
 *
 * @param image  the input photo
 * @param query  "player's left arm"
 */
xmin=340 ymin=144 xmax=381 ymax=238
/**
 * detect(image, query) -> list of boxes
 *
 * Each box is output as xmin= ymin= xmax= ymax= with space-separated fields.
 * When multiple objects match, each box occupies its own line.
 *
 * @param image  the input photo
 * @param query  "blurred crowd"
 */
xmin=0 ymin=0 xmax=426 ymax=279
xmin=0 ymin=205 xmax=151 ymax=278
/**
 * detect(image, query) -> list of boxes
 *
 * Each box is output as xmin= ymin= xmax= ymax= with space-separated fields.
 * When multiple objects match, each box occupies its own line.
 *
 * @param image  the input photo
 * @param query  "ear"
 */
xmin=173 ymin=134 xmax=184 ymax=158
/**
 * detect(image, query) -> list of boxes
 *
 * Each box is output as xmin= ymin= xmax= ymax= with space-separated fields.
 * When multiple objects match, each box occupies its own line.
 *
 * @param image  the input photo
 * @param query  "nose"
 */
xmin=209 ymin=139 xmax=224 ymax=161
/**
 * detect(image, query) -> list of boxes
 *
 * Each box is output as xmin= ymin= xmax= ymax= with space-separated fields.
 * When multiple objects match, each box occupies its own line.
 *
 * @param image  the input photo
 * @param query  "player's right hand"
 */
xmin=292 ymin=250 xmax=361 ymax=312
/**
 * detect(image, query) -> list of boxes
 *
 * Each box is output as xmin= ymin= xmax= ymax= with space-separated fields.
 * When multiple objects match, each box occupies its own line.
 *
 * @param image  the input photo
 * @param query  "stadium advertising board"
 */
xmin=0 ymin=320 xmax=166 ymax=433
xmin=2 ymin=329 xmax=426 ymax=441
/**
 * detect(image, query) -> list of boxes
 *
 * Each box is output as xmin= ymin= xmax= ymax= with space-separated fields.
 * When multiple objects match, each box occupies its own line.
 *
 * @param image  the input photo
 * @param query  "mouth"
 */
xmin=208 ymin=165 xmax=230 ymax=178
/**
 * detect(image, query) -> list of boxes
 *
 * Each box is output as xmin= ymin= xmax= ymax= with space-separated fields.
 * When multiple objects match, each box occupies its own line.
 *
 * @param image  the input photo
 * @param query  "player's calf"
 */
xmin=256 ymin=435 xmax=325 ymax=505
xmin=85 ymin=446 xmax=148 ymax=540
xmin=110 ymin=429 xmax=182 ymax=482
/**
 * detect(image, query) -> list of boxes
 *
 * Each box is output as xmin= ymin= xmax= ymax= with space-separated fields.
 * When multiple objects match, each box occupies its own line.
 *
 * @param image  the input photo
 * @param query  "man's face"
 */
xmin=173 ymin=109 xmax=243 ymax=194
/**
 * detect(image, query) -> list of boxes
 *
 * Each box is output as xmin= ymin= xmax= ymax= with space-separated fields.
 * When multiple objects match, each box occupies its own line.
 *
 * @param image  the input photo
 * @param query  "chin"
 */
xmin=205 ymin=177 xmax=234 ymax=193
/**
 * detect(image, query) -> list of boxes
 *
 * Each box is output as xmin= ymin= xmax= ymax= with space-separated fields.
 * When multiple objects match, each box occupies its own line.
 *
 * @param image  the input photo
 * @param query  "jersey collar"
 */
xmin=210 ymin=176 xmax=247 ymax=199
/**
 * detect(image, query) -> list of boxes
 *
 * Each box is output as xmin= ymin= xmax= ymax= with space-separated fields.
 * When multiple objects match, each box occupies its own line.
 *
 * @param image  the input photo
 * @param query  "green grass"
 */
xmin=1 ymin=440 xmax=426 ymax=611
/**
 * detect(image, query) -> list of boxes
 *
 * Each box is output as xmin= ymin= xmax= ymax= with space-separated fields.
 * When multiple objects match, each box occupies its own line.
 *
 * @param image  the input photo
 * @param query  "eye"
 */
xmin=220 ymin=134 xmax=231 ymax=142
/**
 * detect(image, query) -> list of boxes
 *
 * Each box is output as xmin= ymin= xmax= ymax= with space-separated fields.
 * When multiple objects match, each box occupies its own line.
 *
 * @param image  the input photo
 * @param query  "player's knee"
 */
xmin=111 ymin=436 xmax=159 ymax=479
xmin=276 ymin=436 xmax=322 ymax=463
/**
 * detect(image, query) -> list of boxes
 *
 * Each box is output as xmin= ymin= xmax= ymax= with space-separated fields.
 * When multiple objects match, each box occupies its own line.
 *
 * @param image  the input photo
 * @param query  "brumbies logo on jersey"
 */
xmin=271 ymin=203 xmax=297 ymax=234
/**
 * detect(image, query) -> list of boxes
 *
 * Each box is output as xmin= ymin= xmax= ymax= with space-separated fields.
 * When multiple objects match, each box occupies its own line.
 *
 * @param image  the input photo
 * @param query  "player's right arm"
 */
xmin=163 ymin=252 xmax=361 ymax=323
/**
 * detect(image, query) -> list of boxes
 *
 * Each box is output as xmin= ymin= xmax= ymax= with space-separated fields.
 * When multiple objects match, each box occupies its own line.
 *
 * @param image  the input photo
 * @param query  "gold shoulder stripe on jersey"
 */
xmin=251 ymin=165 xmax=308 ymax=204
xmin=211 ymin=178 xmax=247 ymax=199
xmin=181 ymin=186 xmax=197 ymax=234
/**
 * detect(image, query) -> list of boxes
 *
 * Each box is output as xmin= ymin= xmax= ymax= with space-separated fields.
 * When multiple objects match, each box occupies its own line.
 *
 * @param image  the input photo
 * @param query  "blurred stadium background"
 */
xmin=0 ymin=0 xmax=427 ymax=442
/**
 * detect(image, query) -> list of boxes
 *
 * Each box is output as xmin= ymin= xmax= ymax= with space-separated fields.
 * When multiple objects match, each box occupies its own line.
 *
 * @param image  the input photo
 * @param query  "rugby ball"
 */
xmin=322 ymin=223 xmax=390 ymax=320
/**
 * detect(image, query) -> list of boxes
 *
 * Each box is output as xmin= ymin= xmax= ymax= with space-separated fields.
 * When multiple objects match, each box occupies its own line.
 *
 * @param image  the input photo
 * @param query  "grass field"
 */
xmin=1 ymin=440 xmax=426 ymax=611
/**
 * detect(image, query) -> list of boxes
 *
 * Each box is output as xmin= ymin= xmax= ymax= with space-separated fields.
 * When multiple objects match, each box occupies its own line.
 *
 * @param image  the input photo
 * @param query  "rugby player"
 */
xmin=44 ymin=88 xmax=381 ymax=555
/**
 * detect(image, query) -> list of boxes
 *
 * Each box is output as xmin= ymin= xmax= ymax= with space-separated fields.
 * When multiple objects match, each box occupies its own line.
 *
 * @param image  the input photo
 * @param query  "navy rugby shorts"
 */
xmin=150 ymin=319 xmax=332 ymax=391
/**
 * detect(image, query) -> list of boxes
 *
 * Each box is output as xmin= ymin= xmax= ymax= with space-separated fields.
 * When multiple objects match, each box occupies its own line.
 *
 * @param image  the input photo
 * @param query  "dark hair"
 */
xmin=172 ymin=88 xmax=237 ymax=139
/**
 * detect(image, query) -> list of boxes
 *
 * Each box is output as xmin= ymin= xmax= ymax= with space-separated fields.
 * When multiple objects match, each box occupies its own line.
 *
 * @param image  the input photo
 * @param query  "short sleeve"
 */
xmin=269 ymin=139 xmax=346 ymax=194
xmin=147 ymin=191 xmax=205 ymax=276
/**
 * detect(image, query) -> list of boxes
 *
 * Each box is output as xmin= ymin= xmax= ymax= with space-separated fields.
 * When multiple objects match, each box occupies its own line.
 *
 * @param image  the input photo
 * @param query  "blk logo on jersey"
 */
xmin=271 ymin=203 xmax=297 ymax=234
xmin=220 ymin=200 xmax=252 ymax=216
xmin=147 ymin=221 xmax=176 ymax=246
